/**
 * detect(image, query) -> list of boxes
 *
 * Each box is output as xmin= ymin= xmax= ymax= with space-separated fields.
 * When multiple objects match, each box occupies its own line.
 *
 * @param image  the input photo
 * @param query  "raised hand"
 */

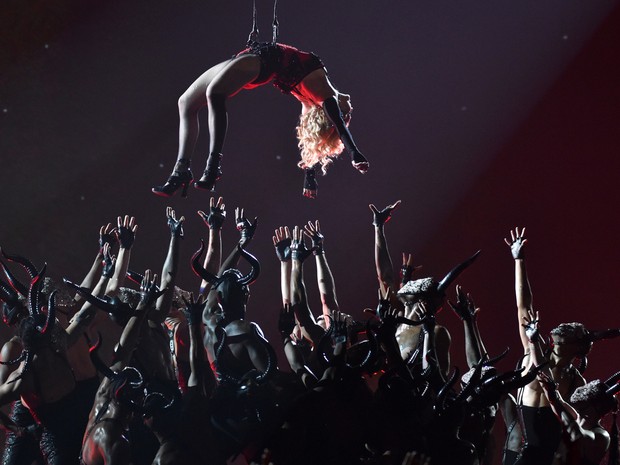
xmin=400 ymin=253 xmax=422 ymax=284
xmin=290 ymin=226 xmax=313 ymax=263
xmin=417 ymin=302 xmax=436 ymax=334
xmin=235 ymin=207 xmax=257 ymax=245
xmin=330 ymin=311 xmax=349 ymax=345
xmin=116 ymin=215 xmax=138 ymax=249
xmin=369 ymin=200 xmax=401 ymax=227
xmin=303 ymin=220 xmax=324 ymax=255
xmin=448 ymin=285 xmax=479 ymax=322
xmin=504 ymin=227 xmax=527 ymax=259
xmin=198 ymin=196 xmax=226 ymax=230
xmin=181 ymin=293 xmax=205 ymax=326
xmin=101 ymin=243 xmax=116 ymax=278
xmin=278 ymin=304 xmax=296 ymax=339
xmin=166 ymin=207 xmax=185 ymax=238
xmin=98 ymin=223 xmax=117 ymax=255
xmin=375 ymin=287 xmax=393 ymax=321
xmin=272 ymin=226 xmax=292 ymax=262
xmin=537 ymin=371 xmax=558 ymax=399
xmin=521 ymin=309 xmax=540 ymax=343
xmin=373 ymin=288 xmax=405 ymax=342
xmin=138 ymin=270 xmax=164 ymax=308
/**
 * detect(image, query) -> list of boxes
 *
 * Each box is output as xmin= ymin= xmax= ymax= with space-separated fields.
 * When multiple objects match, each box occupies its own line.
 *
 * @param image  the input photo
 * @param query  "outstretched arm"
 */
xmin=197 ymin=197 xmax=225 ymax=295
xmin=115 ymin=270 xmax=162 ymax=365
xmin=449 ymin=285 xmax=484 ymax=368
xmin=155 ymin=207 xmax=184 ymax=322
xmin=304 ymin=221 xmax=339 ymax=324
xmin=290 ymin=226 xmax=324 ymax=346
xmin=65 ymin=243 xmax=116 ymax=346
xmin=72 ymin=223 xmax=117 ymax=307
xmin=521 ymin=309 xmax=552 ymax=381
xmin=505 ymin=227 xmax=532 ymax=352
xmin=273 ymin=226 xmax=292 ymax=307
xmin=204 ymin=207 xmax=257 ymax=311
xmin=221 ymin=207 xmax=256 ymax=272
xmin=369 ymin=201 xmax=401 ymax=295
xmin=321 ymin=94 xmax=369 ymax=172
xmin=106 ymin=215 xmax=138 ymax=297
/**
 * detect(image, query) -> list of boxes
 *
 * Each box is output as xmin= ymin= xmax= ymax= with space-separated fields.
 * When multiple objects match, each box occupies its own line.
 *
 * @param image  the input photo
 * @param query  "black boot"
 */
xmin=194 ymin=153 xmax=223 ymax=191
xmin=152 ymin=159 xmax=193 ymax=198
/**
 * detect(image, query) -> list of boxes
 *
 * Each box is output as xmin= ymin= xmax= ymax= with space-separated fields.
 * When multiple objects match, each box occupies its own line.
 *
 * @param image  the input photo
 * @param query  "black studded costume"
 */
xmin=236 ymin=42 xmax=325 ymax=96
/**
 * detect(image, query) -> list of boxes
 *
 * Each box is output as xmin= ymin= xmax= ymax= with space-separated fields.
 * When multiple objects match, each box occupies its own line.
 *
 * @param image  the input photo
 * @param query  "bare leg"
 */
xmin=195 ymin=55 xmax=261 ymax=191
xmin=175 ymin=60 xmax=231 ymax=170
xmin=153 ymin=60 xmax=230 ymax=197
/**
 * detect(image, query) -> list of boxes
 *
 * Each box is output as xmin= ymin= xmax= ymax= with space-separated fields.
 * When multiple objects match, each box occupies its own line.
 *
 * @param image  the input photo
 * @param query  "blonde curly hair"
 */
xmin=296 ymin=105 xmax=344 ymax=174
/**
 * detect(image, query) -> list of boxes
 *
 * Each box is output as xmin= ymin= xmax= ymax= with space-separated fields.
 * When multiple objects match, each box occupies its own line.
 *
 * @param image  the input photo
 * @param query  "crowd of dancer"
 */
xmin=0 ymin=199 xmax=618 ymax=465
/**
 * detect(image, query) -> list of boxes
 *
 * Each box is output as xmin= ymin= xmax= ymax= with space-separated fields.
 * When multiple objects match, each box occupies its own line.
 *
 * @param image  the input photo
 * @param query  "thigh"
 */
xmin=207 ymin=55 xmax=262 ymax=98
xmin=180 ymin=59 xmax=234 ymax=107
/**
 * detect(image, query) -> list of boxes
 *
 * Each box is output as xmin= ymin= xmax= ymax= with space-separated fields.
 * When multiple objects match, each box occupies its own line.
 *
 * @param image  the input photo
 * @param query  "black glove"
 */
xmin=167 ymin=215 xmax=184 ymax=238
xmin=181 ymin=294 xmax=205 ymax=326
xmin=448 ymin=286 xmax=477 ymax=322
xmin=139 ymin=273 xmax=164 ymax=308
xmin=369 ymin=201 xmax=401 ymax=227
xmin=199 ymin=206 xmax=226 ymax=230
xmin=117 ymin=225 xmax=135 ymax=249
xmin=291 ymin=237 xmax=313 ymax=263
xmin=307 ymin=230 xmax=324 ymax=256
xmin=237 ymin=216 xmax=258 ymax=242
xmin=102 ymin=247 xmax=116 ymax=278
xmin=99 ymin=228 xmax=117 ymax=255
xmin=274 ymin=237 xmax=292 ymax=262
xmin=400 ymin=264 xmax=414 ymax=285
xmin=331 ymin=315 xmax=348 ymax=345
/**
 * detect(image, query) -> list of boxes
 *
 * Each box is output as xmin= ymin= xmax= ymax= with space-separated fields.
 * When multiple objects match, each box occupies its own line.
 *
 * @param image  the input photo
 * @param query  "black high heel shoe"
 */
xmin=194 ymin=153 xmax=223 ymax=191
xmin=152 ymin=169 xmax=194 ymax=198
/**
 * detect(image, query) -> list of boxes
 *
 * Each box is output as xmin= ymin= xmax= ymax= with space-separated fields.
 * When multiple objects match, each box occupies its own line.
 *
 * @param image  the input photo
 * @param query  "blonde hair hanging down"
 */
xmin=296 ymin=105 xmax=344 ymax=174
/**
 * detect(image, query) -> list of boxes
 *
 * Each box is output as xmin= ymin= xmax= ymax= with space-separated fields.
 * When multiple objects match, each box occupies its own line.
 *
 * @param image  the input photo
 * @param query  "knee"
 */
xmin=178 ymin=93 xmax=199 ymax=115
xmin=206 ymin=85 xmax=227 ymax=107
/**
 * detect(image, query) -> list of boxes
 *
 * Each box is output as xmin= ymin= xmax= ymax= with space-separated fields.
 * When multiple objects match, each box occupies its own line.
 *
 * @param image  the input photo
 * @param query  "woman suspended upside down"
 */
xmin=152 ymin=41 xmax=368 ymax=199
